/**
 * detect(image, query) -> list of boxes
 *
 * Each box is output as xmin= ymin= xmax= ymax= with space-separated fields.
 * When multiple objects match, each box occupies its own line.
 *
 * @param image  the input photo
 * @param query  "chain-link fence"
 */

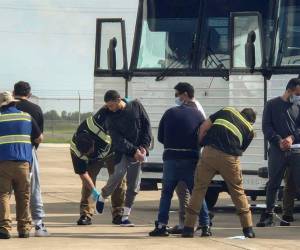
xmin=38 ymin=96 xmax=93 ymax=143
xmin=0 ymin=89 xmax=94 ymax=143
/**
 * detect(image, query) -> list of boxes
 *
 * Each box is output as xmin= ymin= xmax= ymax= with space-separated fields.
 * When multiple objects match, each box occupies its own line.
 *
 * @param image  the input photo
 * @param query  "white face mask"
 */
xmin=175 ymin=97 xmax=184 ymax=106
xmin=290 ymin=94 xmax=300 ymax=104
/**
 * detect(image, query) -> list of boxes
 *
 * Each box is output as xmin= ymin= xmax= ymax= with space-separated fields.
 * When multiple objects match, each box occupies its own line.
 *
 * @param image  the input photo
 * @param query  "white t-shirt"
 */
xmin=193 ymin=99 xmax=206 ymax=119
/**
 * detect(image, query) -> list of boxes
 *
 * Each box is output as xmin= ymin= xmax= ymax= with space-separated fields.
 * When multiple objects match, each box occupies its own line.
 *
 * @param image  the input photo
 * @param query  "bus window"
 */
xmin=200 ymin=0 xmax=273 ymax=70
xmin=136 ymin=0 xmax=200 ymax=69
xmin=232 ymin=15 xmax=262 ymax=68
xmin=274 ymin=0 xmax=300 ymax=66
xmin=98 ymin=21 xmax=124 ymax=70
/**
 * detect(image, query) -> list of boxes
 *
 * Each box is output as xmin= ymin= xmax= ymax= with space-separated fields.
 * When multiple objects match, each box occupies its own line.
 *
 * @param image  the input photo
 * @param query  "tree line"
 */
xmin=43 ymin=110 xmax=93 ymax=121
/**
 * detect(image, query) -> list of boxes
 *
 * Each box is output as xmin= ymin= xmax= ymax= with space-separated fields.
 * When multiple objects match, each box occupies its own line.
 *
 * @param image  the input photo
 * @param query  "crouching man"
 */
xmin=70 ymin=107 xmax=126 ymax=225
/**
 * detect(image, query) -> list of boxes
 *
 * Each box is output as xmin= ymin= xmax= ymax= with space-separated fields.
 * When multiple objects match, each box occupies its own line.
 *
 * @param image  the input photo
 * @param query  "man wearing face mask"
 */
xmin=167 ymin=82 xmax=211 ymax=235
xmin=257 ymin=78 xmax=300 ymax=227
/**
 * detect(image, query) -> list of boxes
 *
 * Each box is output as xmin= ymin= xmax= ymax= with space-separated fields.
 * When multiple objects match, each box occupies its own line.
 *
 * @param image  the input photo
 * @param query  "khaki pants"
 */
xmin=80 ymin=156 xmax=126 ymax=218
xmin=185 ymin=146 xmax=253 ymax=228
xmin=0 ymin=161 xmax=31 ymax=234
xmin=283 ymin=168 xmax=296 ymax=217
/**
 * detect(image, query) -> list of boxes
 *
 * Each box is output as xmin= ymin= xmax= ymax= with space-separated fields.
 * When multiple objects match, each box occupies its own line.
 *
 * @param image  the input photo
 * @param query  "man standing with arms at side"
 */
xmin=13 ymin=81 xmax=49 ymax=237
xmin=0 ymin=91 xmax=42 ymax=239
xmin=257 ymin=78 xmax=300 ymax=227
xmin=70 ymin=106 xmax=126 ymax=225
xmin=149 ymin=98 xmax=211 ymax=237
xmin=182 ymin=106 xmax=256 ymax=238
xmin=95 ymin=90 xmax=152 ymax=227
xmin=167 ymin=82 xmax=211 ymax=235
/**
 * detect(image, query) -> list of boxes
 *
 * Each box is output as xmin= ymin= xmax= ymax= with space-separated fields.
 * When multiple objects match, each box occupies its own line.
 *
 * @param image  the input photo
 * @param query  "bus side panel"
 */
xmin=94 ymin=77 xmax=126 ymax=110
xmin=130 ymin=76 xmax=267 ymax=191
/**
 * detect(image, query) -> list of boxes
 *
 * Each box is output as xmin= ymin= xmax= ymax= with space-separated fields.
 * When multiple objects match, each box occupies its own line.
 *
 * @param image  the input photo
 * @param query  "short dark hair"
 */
xmin=174 ymin=82 xmax=194 ymax=98
xmin=14 ymin=81 xmax=31 ymax=96
xmin=286 ymin=78 xmax=300 ymax=91
xmin=241 ymin=108 xmax=256 ymax=124
xmin=76 ymin=133 xmax=94 ymax=154
xmin=104 ymin=90 xmax=121 ymax=102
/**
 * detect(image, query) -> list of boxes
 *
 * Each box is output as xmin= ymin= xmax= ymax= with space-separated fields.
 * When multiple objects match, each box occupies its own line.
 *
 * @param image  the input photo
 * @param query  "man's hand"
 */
xmin=280 ymin=135 xmax=294 ymax=151
xmin=134 ymin=148 xmax=146 ymax=162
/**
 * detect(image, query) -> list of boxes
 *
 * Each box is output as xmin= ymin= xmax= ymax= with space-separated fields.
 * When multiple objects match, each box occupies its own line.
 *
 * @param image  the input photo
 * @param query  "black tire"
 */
xmin=205 ymin=188 xmax=220 ymax=210
xmin=251 ymin=195 xmax=257 ymax=201
xmin=140 ymin=179 xmax=158 ymax=191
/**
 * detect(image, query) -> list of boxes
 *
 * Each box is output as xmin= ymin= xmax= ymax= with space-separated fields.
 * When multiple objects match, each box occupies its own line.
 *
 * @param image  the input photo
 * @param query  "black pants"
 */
xmin=266 ymin=144 xmax=300 ymax=212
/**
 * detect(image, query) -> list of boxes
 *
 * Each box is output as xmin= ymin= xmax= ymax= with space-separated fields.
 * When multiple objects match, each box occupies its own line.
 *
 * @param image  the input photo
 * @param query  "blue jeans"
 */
xmin=157 ymin=159 xmax=210 ymax=226
xmin=30 ymin=148 xmax=45 ymax=221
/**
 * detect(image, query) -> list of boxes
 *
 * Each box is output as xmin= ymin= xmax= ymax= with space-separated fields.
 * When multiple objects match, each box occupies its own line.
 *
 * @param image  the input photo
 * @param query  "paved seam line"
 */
xmin=209 ymin=238 xmax=252 ymax=250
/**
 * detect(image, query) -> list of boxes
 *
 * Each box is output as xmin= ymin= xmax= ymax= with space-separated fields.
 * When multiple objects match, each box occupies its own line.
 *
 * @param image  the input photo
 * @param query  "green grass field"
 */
xmin=43 ymin=120 xmax=77 ymax=143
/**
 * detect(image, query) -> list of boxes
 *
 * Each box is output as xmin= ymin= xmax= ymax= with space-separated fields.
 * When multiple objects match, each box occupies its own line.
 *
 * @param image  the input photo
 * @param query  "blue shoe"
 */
xmin=120 ymin=219 xmax=135 ymax=227
xmin=96 ymin=198 xmax=105 ymax=214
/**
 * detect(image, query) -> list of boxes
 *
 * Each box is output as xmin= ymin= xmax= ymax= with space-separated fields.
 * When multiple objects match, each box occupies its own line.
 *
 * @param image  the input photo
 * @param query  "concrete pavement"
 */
xmin=2 ymin=146 xmax=300 ymax=250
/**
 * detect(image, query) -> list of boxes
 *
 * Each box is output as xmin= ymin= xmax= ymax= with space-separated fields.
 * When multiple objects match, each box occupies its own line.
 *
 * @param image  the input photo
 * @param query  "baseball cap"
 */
xmin=0 ymin=91 xmax=19 ymax=107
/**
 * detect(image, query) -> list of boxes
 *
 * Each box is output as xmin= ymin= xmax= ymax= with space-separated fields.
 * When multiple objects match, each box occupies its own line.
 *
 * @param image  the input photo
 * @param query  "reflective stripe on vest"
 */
xmin=223 ymin=107 xmax=253 ymax=131
xmin=213 ymin=119 xmax=243 ymax=146
xmin=86 ymin=116 xmax=112 ymax=144
xmin=0 ymin=135 xmax=31 ymax=145
xmin=70 ymin=141 xmax=88 ymax=161
xmin=0 ymin=112 xmax=31 ymax=123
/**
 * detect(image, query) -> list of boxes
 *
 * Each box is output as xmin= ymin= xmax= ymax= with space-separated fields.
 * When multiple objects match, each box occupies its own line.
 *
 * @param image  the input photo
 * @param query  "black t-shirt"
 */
xmin=30 ymin=117 xmax=42 ymax=143
xmin=202 ymin=107 xmax=254 ymax=156
xmin=71 ymin=107 xmax=112 ymax=174
xmin=16 ymin=99 xmax=44 ymax=148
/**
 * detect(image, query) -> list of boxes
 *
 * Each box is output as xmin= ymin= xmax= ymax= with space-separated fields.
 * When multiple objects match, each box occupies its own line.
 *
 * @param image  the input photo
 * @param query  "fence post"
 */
xmin=78 ymin=91 xmax=81 ymax=125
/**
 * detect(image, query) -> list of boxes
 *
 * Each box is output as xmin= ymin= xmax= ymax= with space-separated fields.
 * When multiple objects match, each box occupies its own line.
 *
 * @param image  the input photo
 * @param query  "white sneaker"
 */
xmin=35 ymin=223 xmax=50 ymax=237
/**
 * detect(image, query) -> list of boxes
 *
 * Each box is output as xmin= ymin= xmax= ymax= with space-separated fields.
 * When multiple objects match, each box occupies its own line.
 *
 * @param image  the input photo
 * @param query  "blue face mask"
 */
xmin=175 ymin=97 xmax=184 ymax=106
xmin=290 ymin=94 xmax=300 ymax=104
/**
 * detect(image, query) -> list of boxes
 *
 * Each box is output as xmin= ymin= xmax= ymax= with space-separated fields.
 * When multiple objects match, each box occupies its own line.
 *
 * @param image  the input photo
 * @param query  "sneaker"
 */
xmin=197 ymin=225 xmax=212 ymax=237
xmin=112 ymin=215 xmax=122 ymax=225
xmin=120 ymin=219 xmax=135 ymax=227
xmin=181 ymin=226 xmax=194 ymax=238
xmin=282 ymin=215 xmax=294 ymax=222
xmin=35 ymin=223 xmax=50 ymax=237
xmin=149 ymin=221 xmax=169 ymax=237
xmin=0 ymin=231 xmax=10 ymax=239
xmin=19 ymin=232 xmax=30 ymax=238
xmin=280 ymin=220 xmax=290 ymax=226
xmin=77 ymin=215 xmax=92 ymax=225
xmin=243 ymin=227 xmax=255 ymax=238
xmin=167 ymin=225 xmax=183 ymax=234
xmin=256 ymin=212 xmax=274 ymax=227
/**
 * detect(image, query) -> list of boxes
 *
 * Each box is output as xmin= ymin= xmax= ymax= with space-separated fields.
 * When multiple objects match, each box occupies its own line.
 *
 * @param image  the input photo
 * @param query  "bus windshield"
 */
xmin=274 ymin=0 xmax=300 ymax=66
xmin=136 ymin=0 xmax=200 ymax=69
xmin=134 ymin=0 xmax=274 ymax=71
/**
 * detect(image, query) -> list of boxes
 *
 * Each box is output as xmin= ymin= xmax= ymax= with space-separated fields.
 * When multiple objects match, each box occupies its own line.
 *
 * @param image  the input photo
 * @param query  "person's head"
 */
xmin=285 ymin=78 xmax=300 ymax=103
xmin=174 ymin=82 xmax=194 ymax=105
xmin=104 ymin=90 xmax=122 ymax=112
xmin=240 ymin=108 xmax=256 ymax=124
xmin=0 ymin=91 xmax=19 ymax=109
xmin=76 ymin=133 xmax=95 ymax=156
xmin=13 ymin=81 xmax=32 ymax=98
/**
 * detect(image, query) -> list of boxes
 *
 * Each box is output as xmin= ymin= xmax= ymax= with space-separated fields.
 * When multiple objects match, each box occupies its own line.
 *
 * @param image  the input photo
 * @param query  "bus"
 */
xmin=93 ymin=0 xmax=300 ymax=208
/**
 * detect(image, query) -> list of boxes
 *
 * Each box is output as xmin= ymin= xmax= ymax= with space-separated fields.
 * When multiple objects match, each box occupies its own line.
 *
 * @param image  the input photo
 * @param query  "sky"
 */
xmin=0 ymin=0 xmax=137 ymax=111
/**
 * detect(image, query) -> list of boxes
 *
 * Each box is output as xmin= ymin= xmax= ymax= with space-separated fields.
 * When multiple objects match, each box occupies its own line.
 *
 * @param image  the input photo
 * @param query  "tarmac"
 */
xmin=2 ymin=145 xmax=300 ymax=250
